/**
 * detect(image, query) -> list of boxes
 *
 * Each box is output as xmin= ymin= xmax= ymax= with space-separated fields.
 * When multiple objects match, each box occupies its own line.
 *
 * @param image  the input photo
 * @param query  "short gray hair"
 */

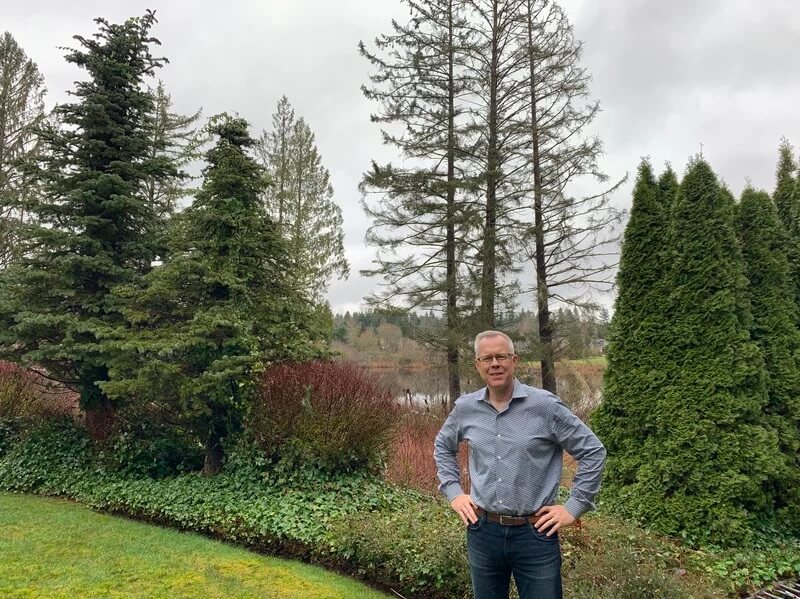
xmin=474 ymin=330 xmax=515 ymax=356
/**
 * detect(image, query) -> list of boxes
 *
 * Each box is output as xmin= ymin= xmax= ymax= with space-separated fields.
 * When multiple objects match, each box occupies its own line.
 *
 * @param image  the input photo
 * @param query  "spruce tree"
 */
xmin=104 ymin=116 xmax=323 ymax=474
xmin=0 ymin=13 xmax=167 ymax=433
xmin=736 ymin=187 xmax=800 ymax=527
xmin=591 ymin=160 xmax=671 ymax=490
xmin=631 ymin=158 xmax=780 ymax=544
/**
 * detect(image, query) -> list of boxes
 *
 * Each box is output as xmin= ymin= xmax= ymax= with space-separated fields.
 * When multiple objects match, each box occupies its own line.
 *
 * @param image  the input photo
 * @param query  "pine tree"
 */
xmin=105 ymin=115 xmax=324 ymax=474
xmin=255 ymin=97 xmax=348 ymax=300
xmin=591 ymin=160 xmax=670 ymax=489
xmin=628 ymin=158 xmax=779 ymax=544
xmin=0 ymin=31 xmax=46 ymax=267
xmin=736 ymin=187 xmax=800 ymax=528
xmin=359 ymin=0 xmax=477 ymax=407
xmin=0 ymin=13 xmax=168 ymax=434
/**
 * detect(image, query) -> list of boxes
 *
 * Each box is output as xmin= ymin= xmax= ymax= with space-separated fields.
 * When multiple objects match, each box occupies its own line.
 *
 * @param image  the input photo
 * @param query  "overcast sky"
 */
xmin=4 ymin=0 xmax=800 ymax=314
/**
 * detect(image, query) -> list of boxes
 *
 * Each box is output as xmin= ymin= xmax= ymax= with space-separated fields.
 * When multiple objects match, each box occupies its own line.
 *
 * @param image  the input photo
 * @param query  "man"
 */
xmin=434 ymin=330 xmax=606 ymax=599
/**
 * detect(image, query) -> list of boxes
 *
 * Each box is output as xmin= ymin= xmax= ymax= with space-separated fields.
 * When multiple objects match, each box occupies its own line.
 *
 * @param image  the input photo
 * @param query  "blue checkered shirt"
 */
xmin=434 ymin=379 xmax=606 ymax=518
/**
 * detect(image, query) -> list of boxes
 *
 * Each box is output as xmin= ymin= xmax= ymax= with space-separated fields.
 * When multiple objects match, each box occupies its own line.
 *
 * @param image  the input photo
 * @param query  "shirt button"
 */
xmin=498 ymin=478 xmax=502 ymax=482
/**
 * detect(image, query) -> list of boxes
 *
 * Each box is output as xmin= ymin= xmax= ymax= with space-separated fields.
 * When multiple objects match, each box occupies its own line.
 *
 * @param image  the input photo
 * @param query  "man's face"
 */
xmin=475 ymin=335 xmax=518 ymax=392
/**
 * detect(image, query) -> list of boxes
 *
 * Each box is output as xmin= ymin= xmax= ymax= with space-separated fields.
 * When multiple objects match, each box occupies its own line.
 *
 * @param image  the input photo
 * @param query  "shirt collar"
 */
xmin=478 ymin=378 xmax=527 ymax=404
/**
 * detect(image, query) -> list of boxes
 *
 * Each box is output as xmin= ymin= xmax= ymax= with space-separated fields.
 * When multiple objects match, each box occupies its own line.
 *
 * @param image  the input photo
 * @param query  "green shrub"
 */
xmin=0 ymin=418 xmax=92 ymax=494
xmin=250 ymin=360 xmax=399 ymax=472
xmin=1 ymin=420 xmax=792 ymax=598
xmin=98 ymin=414 xmax=204 ymax=478
xmin=330 ymin=499 xmax=471 ymax=598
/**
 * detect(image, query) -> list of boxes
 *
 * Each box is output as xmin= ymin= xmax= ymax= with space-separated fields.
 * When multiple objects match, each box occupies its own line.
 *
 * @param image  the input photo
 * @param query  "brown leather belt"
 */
xmin=475 ymin=507 xmax=544 ymax=527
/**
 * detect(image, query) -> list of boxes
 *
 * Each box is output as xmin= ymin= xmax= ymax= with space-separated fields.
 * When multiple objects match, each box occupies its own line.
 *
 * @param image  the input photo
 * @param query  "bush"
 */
xmin=98 ymin=413 xmax=204 ymax=479
xmin=0 ymin=419 xmax=788 ymax=599
xmin=0 ymin=362 xmax=55 ymax=421
xmin=249 ymin=360 xmax=398 ymax=472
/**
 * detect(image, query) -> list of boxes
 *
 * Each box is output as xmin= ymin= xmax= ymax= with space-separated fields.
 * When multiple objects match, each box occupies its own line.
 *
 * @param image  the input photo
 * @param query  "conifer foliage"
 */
xmin=596 ymin=158 xmax=792 ymax=545
xmin=105 ymin=116 xmax=324 ymax=475
xmin=591 ymin=161 xmax=671 ymax=490
xmin=0 ymin=12 xmax=167 ymax=432
xmin=736 ymin=187 xmax=800 ymax=524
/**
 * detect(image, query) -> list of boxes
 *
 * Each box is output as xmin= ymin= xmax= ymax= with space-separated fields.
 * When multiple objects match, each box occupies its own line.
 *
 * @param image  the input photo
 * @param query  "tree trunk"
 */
xmin=527 ymin=0 xmax=557 ymax=394
xmin=446 ymin=0 xmax=461 ymax=410
xmin=479 ymin=0 xmax=501 ymax=330
xmin=202 ymin=429 xmax=224 ymax=476
xmin=81 ymin=365 xmax=115 ymax=440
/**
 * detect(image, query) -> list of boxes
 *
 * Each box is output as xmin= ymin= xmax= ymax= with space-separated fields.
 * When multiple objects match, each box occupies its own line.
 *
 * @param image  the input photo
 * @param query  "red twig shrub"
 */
xmin=0 ymin=361 xmax=76 ymax=422
xmin=386 ymin=409 xmax=470 ymax=495
xmin=250 ymin=360 xmax=399 ymax=472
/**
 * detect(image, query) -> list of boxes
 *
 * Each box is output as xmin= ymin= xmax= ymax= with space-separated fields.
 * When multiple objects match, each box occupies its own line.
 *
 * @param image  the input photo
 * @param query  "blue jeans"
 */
xmin=466 ymin=513 xmax=562 ymax=599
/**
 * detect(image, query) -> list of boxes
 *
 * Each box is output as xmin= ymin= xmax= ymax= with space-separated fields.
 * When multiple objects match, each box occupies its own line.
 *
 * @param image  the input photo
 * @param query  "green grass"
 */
xmin=0 ymin=493 xmax=390 ymax=599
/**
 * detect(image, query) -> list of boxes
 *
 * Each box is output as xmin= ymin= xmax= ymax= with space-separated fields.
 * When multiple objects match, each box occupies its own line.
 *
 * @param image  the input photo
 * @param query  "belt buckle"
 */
xmin=499 ymin=514 xmax=511 ymax=525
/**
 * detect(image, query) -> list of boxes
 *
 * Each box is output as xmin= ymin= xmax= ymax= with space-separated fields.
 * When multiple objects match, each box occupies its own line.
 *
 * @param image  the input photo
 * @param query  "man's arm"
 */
xmin=551 ymin=398 xmax=607 ymax=519
xmin=433 ymin=407 xmax=478 ymax=525
xmin=535 ymin=398 xmax=607 ymax=536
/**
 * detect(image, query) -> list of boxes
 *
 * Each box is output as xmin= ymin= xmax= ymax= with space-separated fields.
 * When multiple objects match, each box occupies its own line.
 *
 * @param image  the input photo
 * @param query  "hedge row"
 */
xmin=2 ymin=418 xmax=790 ymax=598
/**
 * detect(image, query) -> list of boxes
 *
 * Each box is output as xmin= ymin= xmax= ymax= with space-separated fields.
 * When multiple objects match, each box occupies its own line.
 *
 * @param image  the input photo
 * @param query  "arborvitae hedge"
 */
xmin=592 ymin=161 xmax=672 ymax=490
xmin=736 ymin=188 xmax=800 ymax=527
xmin=602 ymin=158 xmax=782 ymax=545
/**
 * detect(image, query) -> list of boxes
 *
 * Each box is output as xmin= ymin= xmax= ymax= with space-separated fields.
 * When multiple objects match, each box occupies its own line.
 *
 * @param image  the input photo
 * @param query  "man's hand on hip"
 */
xmin=534 ymin=505 xmax=576 ymax=536
xmin=450 ymin=494 xmax=479 ymax=525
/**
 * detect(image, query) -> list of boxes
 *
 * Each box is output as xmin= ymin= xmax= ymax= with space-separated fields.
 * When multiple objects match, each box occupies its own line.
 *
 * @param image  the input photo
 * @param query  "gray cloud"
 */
xmin=4 ymin=0 xmax=799 ymax=313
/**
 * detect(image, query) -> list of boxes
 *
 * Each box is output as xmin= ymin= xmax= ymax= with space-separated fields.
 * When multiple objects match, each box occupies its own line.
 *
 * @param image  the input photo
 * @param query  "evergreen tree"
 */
xmin=105 ymin=115 xmax=324 ymax=474
xmin=736 ymin=187 xmax=800 ymax=527
xmin=255 ymin=96 xmax=348 ymax=300
xmin=462 ymin=0 xmax=529 ymax=330
xmin=0 ymin=13 xmax=167 ymax=433
xmin=773 ymin=139 xmax=800 ymax=316
xmin=359 ymin=0 xmax=477 ymax=407
xmin=142 ymin=80 xmax=207 ymax=253
xmin=627 ymin=159 xmax=780 ymax=544
xmin=515 ymin=0 xmax=624 ymax=393
xmin=0 ymin=31 xmax=46 ymax=267
xmin=591 ymin=160 xmax=671 ymax=489
xmin=773 ymin=139 xmax=798 ymax=234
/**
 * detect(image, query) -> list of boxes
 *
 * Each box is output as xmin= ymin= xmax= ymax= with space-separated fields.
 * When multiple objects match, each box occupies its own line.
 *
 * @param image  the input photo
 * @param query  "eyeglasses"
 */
xmin=475 ymin=353 xmax=514 ymax=364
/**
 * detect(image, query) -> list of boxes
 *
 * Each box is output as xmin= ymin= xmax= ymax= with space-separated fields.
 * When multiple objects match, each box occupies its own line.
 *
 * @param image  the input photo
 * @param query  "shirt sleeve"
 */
xmin=433 ymin=405 xmax=464 ymax=502
xmin=551 ymin=399 xmax=607 ymax=519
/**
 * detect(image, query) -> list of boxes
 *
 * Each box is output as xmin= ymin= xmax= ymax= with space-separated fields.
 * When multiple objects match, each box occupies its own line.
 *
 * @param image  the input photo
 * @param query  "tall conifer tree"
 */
xmin=105 ymin=116 xmax=323 ymax=474
xmin=0 ymin=32 xmax=46 ymax=267
xmin=773 ymin=140 xmax=800 ymax=317
xmin=0 ymin=13 xmax=167 ymax=433
xmin=360 ymin=0 xmax=476 ymax=406
xmin=591 ymin=161 xmax=670 ymax=489
xmin=628 ymin=159 xmax=780 ymax=544
xmin=256 ymin=97 xmax=348 ymax=300
xmin=736 ymin=187 xmax=800 ymax=527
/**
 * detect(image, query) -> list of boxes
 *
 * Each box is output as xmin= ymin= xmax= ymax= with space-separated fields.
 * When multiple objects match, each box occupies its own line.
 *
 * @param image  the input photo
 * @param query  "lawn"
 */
xmin=0 ymin=493 xmax=390 ymax=599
